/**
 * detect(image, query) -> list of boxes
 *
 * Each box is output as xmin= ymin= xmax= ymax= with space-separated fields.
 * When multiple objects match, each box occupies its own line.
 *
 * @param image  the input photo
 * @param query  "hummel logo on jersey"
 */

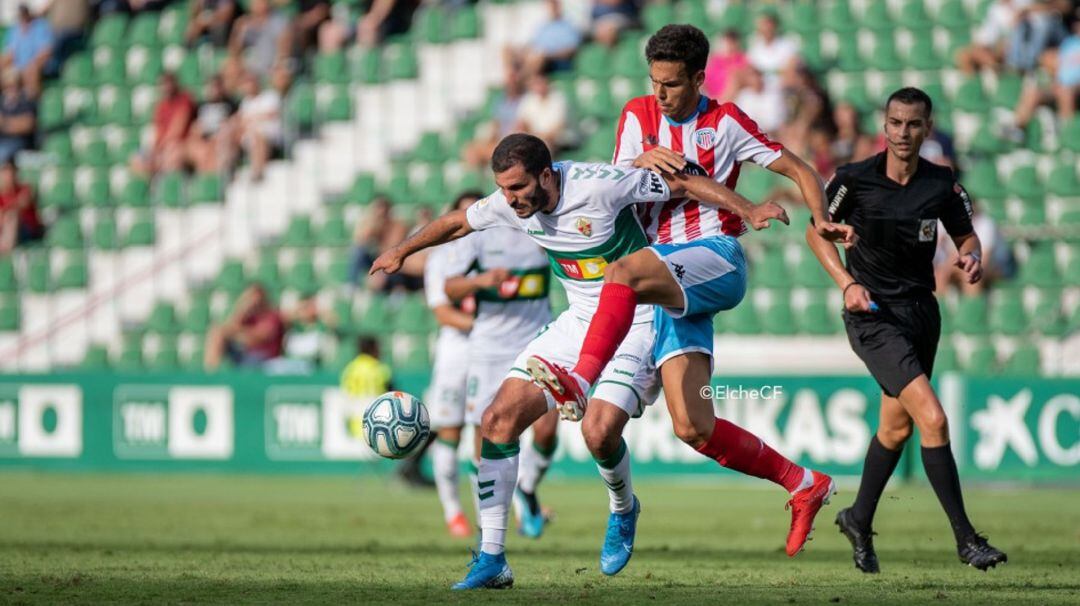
xmin=673 ymin=263 xmax=686 ymax=281
xmin=638 ymin=172 xmax=665 ymax=197
xmin=576 ymin=217 xmax=593 ymax=237
xmin=527 ymin=228 xmax=545 ymax=235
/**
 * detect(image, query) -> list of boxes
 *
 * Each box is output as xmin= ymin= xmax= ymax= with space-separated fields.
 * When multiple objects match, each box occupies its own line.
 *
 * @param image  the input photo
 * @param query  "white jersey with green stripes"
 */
xmin=445 ymin=227 xmax=552 ymax=363
xmin=464 ymin=161 xmax=672 ymax=323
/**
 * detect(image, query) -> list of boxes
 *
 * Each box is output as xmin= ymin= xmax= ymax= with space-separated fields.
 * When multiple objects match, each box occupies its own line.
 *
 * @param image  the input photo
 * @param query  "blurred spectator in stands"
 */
xmin=513 ymin=0 xmax=582 ymax=75
xmin=0 ymin=4 xmax=54 ymax=98
xmin=33 ymin=0 xmax=88 ymax=66
xmin=186 ymin=0 xmax=239 ymax=48
xmin=516 ymin=72 xmax=572 ymax=154
xmin=920 ymin=130 xmax=958 ymax=170
xmin=0 ymin=70 xmax=36 ymax=164
xmin=591 ymin=0 xmax=638 ymax=49
xmin=746 ymin=9 xmax=798 ymax=86
xmin=1005 ymin=17 xmax=1080 ymax=141
xmin=935 ymin=204 xmax=1012 ymax=295
xmin=131 ymin=72 xmax=194 ymax=177
xmin=186 ymin=74 xmax=237 ymax=174
xmin=734 ymin=66 xmax=785 ymax=134
xmin=778 ymin=64 xmax=832 ymax=157
xmin=234 ymin=67 xmax=288 ymax=182
xmin=463 ymin=63 xmax=524 ymax=168
xmin=1007 ymin=1 xmax=1068 ymax=72
xmin=956 ymin=0 xmax=1022 ymax=73
xmin=341 ymin=335 xmax=391 ymax=398
xmin=357 ymin=0 xmax=420 ymax=48
xmin=830 ymin=101 xmax=875 ymax=167
xmin=229 ymin=0 xmax=292 ymax=78
xmin=0 ymin=160 xmax=44 ymax=253
xmin=293 ymin=0 xmax=331 ymax=55
xmin=348 ymin=195 xmax=408 ymax=290
xmin=204 ymin=282 xmax=286 ymax=371
xmin=265 ymin=291 xmax=338 ymax=374
xmin=704 ymin=29 xmax=748 ymax=102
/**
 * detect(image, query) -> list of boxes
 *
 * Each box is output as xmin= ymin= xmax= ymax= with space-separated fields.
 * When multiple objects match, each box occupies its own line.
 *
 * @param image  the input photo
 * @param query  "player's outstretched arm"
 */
xmin=768 ymin=149 xmax=856 ymax=248
xmin=805 ymin=222 xmax=872 ymax=313
xmin=370 ymin=210 xmax=473 ymax=276
xmin=664 ymin=173 xmax=790 ymax=230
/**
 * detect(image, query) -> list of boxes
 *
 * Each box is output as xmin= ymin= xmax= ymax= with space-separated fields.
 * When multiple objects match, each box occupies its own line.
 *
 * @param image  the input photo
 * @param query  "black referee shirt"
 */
xmin=824 ymin=152 xmax=975 ymax=298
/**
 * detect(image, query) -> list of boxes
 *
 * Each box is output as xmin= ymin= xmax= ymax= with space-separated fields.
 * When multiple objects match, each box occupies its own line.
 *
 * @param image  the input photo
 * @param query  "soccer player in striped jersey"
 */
xmin=526 ymin=24 xmax=858 ymax=558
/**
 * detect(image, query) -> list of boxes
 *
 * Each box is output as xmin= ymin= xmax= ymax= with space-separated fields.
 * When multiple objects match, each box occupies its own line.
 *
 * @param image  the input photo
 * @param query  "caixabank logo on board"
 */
xmin=0 ymin=385 xmax=82 ymax=458
xmin=113 ymin=386 xmax=233 ymax=459
xmin=264 ymin=386 xmax=380 ymax=461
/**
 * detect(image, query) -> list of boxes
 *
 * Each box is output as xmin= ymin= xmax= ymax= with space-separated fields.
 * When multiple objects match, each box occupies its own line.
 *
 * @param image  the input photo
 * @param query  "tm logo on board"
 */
xmin=0 ymin=384 xmax=82 ymax=458
xmin=113 ymin=386 xmax=233 ymax=460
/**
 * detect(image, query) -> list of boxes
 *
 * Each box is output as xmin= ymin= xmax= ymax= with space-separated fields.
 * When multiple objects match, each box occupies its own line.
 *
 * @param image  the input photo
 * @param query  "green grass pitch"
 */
xmin=1 ymin=471 xmax=1078 ymax=604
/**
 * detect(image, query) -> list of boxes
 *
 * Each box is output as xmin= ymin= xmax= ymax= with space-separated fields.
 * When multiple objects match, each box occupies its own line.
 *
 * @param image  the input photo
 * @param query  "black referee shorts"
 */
xmin=843 ymin=292 xmax=941 ymax=398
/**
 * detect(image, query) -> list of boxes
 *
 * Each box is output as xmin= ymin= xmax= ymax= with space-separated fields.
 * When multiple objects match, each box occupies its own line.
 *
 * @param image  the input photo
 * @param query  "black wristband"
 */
xmin=842 ymin=282 xmax=861 ymax=297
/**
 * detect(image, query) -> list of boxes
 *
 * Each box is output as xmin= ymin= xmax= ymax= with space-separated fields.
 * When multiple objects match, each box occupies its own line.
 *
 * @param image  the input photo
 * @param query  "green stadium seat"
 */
xmin=798 ymin=301 xmax=836 ymax=335
xmin=351 ymin=48 xmax=382 ymax=84
xmin=678 ymin=0 xmax=714 ymax=29
xmin=189 ymin=174 xmax=223 ymax=204
xmin=385 ymin=43 xmax=418 ymax=80
xmin=397 ymin=338 xmax=431 ymax=373
xmin=784 ymin=2 xmax=821 ymax=35
xmin=116 ymin=336 xmax=144 ymax=371
xmin=908 ymin=33 xmax=944 ymax=70
xmin=967 ymin=126 xmax=1010 ymax=156
xmin=157 ymin=6 xmax=189 ymax=46
xmin=860 ymin=1 xmax=894 ymax=30
xmin=126 ymin=46 xmax=165 ymax=86
xmin=93 ymin=216 xmax=119 ymax=250
xmin=81 ymin=344 xmax=111 ymax=370
xmin=61 ymin=53 xmax=95 ymax=87
xmin=900 ymin=0 xmax=932 ymax=28
xmin=357 ymin=296 xmax=391 ymax=333
xmin=868 ymin=36 xmax=904 ymax=72
xmin=988 ymin=291 xmax=1027 ymax=335
xmin=147 ymin=344 xmax=182 ymax=371
xmin=1017 ymin=245 xmax=1059 ymax=287
xmin=127 ymin=11 xmax=161 ymax=47
xmin=992 ymin=74 xmax=1024 ymax=108
xmin=147 ymin=302 xmax=180 ymax=334
xmin=392 ymin=295 xmax=430 ymax=335
xmin=1002 ymin=345 xmax=1040 ymax=375
xmin=412 ymin=132 xmax=446 ymax=163
xmin=1061 ymin=117 xmax=1080 ymax=152
xmin=324 ymin=256 xmax=352 ymax=286
xmin=55 ymin=255 xmax=89 ymax=290
xmin=965 ymin=340 xmax=998 ymax=375
xmin=285 ymin=258 xmax=319 ymax=293
xmin=937 ymin=0 xmax=972 ymax=29
xmin=44 ymin=216 xmax=80 ymax=250
xmin=119 ymin=177 xmax=151 ymax=207
xmin=450 ymin=5 xmax=481 ymax=39
xmin=153 ymin=172 xmax=185 ymax=207
xmin=1007 ymin=165 xmax=1044 ymax=200
xmin=935 ymin=339 xmax=960 ymax=373
xmin=1047 ymin=159 xmax=1080 ymax=196
xmin=792 ymin=252 xmax=832 ymax=287
xmin=314 ymin=52 xmax=349 ymax=85
xmin=822 ymin=1 xmax=858 ymax=32
xmin=183 ymin=297 xmax=212 ymax=333
xmin=282 ymin=216 xmax=315 ymax=247
xmin=835 ymin=37 xmax=865 ymax=72
xmin=0 ymin=298 xmax=20 ymax=331
xmin=39 ymin=86 xmax=66 ymax=130
xmin=73 ymin=130 xmax=110 ymax=168
xmin=764 ymin=297 xmax=798 ymax=336
xmin=316 ymin=84 xmax=352 ymax=122
xmin=1031 ymin=297 xmax=1066 ymax=336
xmin=318 ymin=213 xmax=351 ymax=247
xmin=954 ymin=78 xmax=990 ymax=113
xmin=340 ymin=172 xmax=376 ymax=206
xmin=750 ymin=248 xmax=789 ymax=288
xmin=94 ymin=47 xmax=127 ymax=86
xmin=642 ymin=2 xmax=676 ymax=34
xmin=964 ymin=160 xmax=1005 ymax=201
xmin=613 ymin=37 xmax=643 ymax=79
xmin=575 ymin=44 xmax=610 ymax=81
xmin=413 ymin=6 xmax=446 ymax=44
xmin=43 ymin=132 xmax=73 ymax=165
xmin=215 ymin=259 xmax=246 ymax=292
xmin=0 ymin=258 xmax=17 ymax=293
xmin=286 ymin=81 xmax=315 ymax=130
xmin=953 ymin=295 xmax=988 ymax=334
xmin=91 ymin=14 xmax=128 ymax=48
xmin=718 ymin=298 xmax=762 ymax=334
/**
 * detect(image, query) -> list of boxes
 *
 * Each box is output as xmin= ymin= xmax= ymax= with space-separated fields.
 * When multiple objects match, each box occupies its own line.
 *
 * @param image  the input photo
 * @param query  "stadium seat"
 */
xmin=91 ymin=14 xmax=128 ymax=49
xmin=642 ymin=2 xmax=676 ymax=33
xmin=1002 ymin=344 xmax=1041 ymax=375
xmin=314 ymin=52 xmax=350 ymax=85
xmin=189 ymin=174 xmax=223 ymax=204
xmin=357 ymin=297 xmax=391 ymax=333
xmin=147 ymin=302 xmax=180 ymax=334
xmin=822 ymin=1 xmax=858 ymax=32
xmin=1017 ymin=245 xmax=1059 ymax=287
xmin=965 ymin=340 xmax=998 ymax=375
xmin=92 ymin=215 xmax=119 ymax=250
xmin=937 ymin=0 xmax=972 ymax=28
xmin=953 ymin=295 xmax=988 ymax=334
xmin=988 ymin=291 xmax=1027 ymax=335
xmin=81 ymin=344 xmax=111 ymax=370
xmin=1031 ymin=296 xmax=1066 ymax=336
xmin=55 ymin=255 xmax=89 ymax=290
xmin=0 ymin=258 xmax=17 ymax=293
xmin=153 ymin=172 xmax=185 ymax=207
xmin=1046 ymin=159 xmax=1080 ymax=196
xmin=392 ymin=295 xmax=432 ymax=335
xmin=0 ymin=297 xmax=19 ymax=331
xmin=127 ymin=12 xmax=160 ymax=47
xmin=182 ymin=296 xmax=212 ymax=333
xmin=784 ymin=2 xmax=821 ymax=36
xmin=124 ymin=216 xmax=156 ymax=247
xmin=764 ymin=297 xmax=797 ymax=336
xmin=215 ymin=259 xmax=246 ymax=292
xmin=282 ymin=216 xmax=315 ymax=247
xmin=750 ymin=248 xmax=789 ymax=288
xmin=935 ymin=339 xmax=959 ymax=373
xmin=285 ymin=258 xmax=319 ymax=293
xmin=46 ymin=216 xmax=84 ymax=249
xmin=450 ymin=5 xmax=481 ymax=39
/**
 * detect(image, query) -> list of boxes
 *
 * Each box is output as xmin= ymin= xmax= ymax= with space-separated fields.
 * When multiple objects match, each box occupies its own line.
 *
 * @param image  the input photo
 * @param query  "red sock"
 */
xmin=573 ymin=283 xmax=638 ymax=384
xmin=695 ymin=418 xmax=805 ymax=493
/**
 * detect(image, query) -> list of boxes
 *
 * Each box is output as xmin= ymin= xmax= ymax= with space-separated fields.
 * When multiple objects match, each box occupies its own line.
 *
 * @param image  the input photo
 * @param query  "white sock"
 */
xmin=431 ymin=438 xmax=462 ymax=522
xmin=792 ymin=467 xmax=814 ymax=494
xmin=595 ymin=439 xmax=634 ymax=514
xmin=478 ymin=440 xmax=520 ymax=555
xmin=517 ymin=439 xmax=555 ymax=495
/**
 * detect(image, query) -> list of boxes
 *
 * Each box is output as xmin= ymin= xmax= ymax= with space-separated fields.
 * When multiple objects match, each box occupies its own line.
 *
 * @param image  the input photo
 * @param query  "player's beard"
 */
xmin=515 ymin=186 xmax=550 ymax=218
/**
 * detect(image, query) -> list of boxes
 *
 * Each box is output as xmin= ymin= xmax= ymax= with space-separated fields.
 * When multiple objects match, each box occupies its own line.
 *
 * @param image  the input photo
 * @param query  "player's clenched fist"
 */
xmin=747 ymin=202 xmax=790 ymax=230
xmin=369 ymin=247 xmax=405 ymax=275
xmin=632 ymin=147 xmax=687 ymax=175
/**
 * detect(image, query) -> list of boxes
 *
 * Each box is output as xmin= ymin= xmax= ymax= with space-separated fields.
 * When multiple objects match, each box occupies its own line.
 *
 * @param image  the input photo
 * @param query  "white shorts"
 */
xmin=464 ymin=357 xmax=516 ymax=426
xmin=507 ymin=310 xmax=660 ymax=418
xmin=427 ymin=354 xmax=468 ymax=429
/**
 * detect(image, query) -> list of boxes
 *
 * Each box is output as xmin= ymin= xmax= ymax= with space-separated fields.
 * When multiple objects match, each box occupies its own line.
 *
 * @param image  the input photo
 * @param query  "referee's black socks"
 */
xmin=922 ymin=443 xmax=978 ymax=544
xmin=850 ymin=436 xmax=904 ymax=531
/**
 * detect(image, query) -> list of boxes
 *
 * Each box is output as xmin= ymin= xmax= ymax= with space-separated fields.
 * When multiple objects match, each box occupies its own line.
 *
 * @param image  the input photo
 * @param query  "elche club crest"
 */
xmin=575 ymin=217 xmax=592 ymax=237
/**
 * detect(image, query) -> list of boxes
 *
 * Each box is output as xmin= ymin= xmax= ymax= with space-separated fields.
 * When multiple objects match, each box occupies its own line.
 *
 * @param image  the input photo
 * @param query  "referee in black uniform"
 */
xmin=806 ymin=88 xmax=1007 ymax=573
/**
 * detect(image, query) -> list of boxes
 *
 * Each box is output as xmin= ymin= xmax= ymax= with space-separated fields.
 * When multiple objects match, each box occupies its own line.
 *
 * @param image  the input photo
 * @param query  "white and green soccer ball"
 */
xmin=362 ymin=391 xmax=430 ymax=459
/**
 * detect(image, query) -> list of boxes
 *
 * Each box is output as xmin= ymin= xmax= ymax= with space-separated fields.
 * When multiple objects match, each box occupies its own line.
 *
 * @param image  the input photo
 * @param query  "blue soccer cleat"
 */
xmin=514 ymin=487 xmax=546 ymax=539
xmin=451 ymin=550 xmax=514 ymax=590
xmin=600 ymin=496 xmax=641 ymax=576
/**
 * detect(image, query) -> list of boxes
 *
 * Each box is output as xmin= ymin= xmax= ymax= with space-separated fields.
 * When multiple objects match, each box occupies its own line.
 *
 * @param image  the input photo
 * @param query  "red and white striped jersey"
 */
xmin=613 ymin=95 xmax=783 ymax=244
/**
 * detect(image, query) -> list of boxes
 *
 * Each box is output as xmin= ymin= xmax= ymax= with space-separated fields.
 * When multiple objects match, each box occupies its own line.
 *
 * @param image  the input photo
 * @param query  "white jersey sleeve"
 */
xmin=719 ymin=103 xmax=784 ymax=167
xmin=613 ymin=109 xmax=644 ymax=168
xmin=465 ymin=191 xmax=516 ymax=231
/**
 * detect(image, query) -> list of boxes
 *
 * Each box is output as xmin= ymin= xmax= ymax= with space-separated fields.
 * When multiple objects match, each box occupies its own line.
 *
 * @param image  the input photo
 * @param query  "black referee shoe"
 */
xmin=958 ymin=534 xmax=1007 ymax=571
xmin=835 ymin=507 xmax=880 ymax=573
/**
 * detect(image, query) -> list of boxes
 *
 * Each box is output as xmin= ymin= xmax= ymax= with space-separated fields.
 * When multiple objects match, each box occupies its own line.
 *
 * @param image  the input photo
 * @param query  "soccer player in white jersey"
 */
xmin=370 ymin=133 xmax=787 ymax=590
xmin=424 ymin=192 xmax=483 ymax=538
xmin=526 ymin=24 xmax=857 ymax=558
xmin=442 ymin=222 xmax=556 ymax=539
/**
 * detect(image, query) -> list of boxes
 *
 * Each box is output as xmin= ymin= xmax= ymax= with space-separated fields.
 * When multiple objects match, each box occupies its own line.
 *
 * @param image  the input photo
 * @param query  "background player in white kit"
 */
xmin=424 ymin=192 xmax=484 ymax=538
xmin=443 ymin=221 xmax=556 ymax=538
xmin=371 ymin=134 xmax=787 ymax=590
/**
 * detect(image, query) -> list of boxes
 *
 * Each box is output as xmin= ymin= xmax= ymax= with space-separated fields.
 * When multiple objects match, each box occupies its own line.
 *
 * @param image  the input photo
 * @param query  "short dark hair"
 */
xmin=357 ymin=335 xmax=380 ymax=358
xmin=886 ymin=87 xmax=933 ymax=118
xmin=646 ymin=24 xmax=710 ymax=77
xmin=491 ymin=134 xmax=552 ymax=176
xmin=454 ymin=190 xmax=485 ymax=207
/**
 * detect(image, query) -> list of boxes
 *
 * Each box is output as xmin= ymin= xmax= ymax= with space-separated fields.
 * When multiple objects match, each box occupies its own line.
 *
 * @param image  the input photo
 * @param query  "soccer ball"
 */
xmin=362 ymin=391 xmax=430 ymax=459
